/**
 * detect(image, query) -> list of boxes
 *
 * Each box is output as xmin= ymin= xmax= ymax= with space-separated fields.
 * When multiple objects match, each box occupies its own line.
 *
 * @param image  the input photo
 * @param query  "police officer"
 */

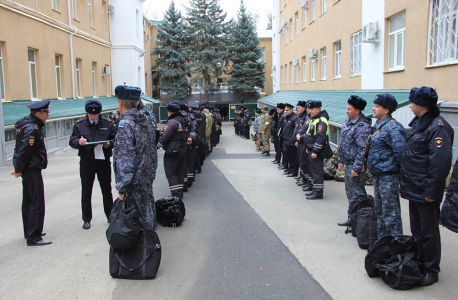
xmin=12 ymin=98 xmax=52 ymax=246
xmin=337 ymin=96 xmax=371 ymax=228
xmin=259 ymin=106 xmax=271 ymax=156
xmin=367 ymin=94 xmax=406 ymax=239
xmin=301 ymin=100 xmax=329 ymax=200
xmin=180 ymin=103 xmax=197 ymax=192
xmin=114 ymin=85 xmax=156 ymax=228
xmin=238 ymin=106 xmax=245 ymax=137
xmin=69 ymin=100 xmax=117 ymax=229
xmin=269 ymin=108 xmax=281 ymax=163
xmin=277 ymin=103 xmax=288 ymax=170
xmin=203 ymin=107 xmax=212 ymax=155
xmin=294 ymin=101 xmax=309 ymax=186
xmin=400 ymin=87 xmax=454 ymax=286
xmin=188 ymin=101 xmax=206 ymax=174
xmin=158 ymin=102 xmax=192 ymax=199
xmin=243 ymin=107 xmax=252 ymax=139
xmin=282 ymin=103 xmax=299 ymax=177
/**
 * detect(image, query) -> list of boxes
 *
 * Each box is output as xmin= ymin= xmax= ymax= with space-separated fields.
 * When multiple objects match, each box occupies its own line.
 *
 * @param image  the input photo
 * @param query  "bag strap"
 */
xmin=372 ymin=120 xmax=395 ymax=138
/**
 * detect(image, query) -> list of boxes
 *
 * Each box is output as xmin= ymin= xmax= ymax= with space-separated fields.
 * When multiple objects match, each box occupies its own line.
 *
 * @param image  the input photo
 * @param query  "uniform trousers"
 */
xmin=22 ymin=171 xmax=45 ymax=244
xmin=280 ymin=138 xmax=288 ymax=168
xmin=298 ymin=145 xmax=310 ymax=182
xmin=272 ymin=136 xmax=281 ymax=163
xmin=196 ymin=145 xmax=204 ymax=172
xmin=261 ymin=134 xmax=271 ymax=151
xmin=344 ymin=164 xmax=367 ymax=214
xmin=80 ymin=159 xmax=113 ymax=223
xmin=164 ymin=147 xmax=187 ymax=199
xmin=286 ymin=145 xmax=298 ymax=175
xmin=186 ymin=146 xmax=196 ymax=185
xmin=308 ymin=151 xmax=324 ymax=195
xmin=409 ymin=201 xmax=441 ymax=276
xmin=244 ymin=125 xmax=251 ymax=139
xmin=373 ymin=174 xmax=403 ymax=239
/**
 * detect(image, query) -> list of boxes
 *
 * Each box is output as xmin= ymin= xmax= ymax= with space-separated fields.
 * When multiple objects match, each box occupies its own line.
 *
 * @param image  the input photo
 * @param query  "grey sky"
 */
xmin=142 ymin=0 xmax=272 ymax=29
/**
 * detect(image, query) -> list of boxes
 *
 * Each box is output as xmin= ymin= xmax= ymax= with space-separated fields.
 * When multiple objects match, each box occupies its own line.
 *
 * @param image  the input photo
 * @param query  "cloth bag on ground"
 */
xmin=106 ymin=197 xmax=140 ymax=250
xmin=346 ymin=194 xmax=374 ymax=237
xmin=109 ymin=221 xmax=161 ymax=279
xmin=155 ymin=196 xmax=185 ymax=227
xmin=356 ymin=207 xmax=378 ymax=249
xmin=373 ymin=252 xmax=422 ymax=290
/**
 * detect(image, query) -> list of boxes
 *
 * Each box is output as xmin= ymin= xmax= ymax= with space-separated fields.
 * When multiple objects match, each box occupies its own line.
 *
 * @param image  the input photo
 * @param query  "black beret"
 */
xmin=276 ymin=103 xmax=285 ymax=109
xmin=179 ymin=103 xmax=189 ymax=111
xmin=85 ymin=99 xmax=102 ymax=114
xmin=268 ymin=107 xmax=276 ymax=115
xmin=115 ymin=85 xmax=141 ymax=100
xmin=239 ymin=106 xmax=244 ymax=110
xmin=297 ymin=101 xmax=307 ymax=107
xmin=167 ymin=101 xmax=181 ymax=112
xmin=27 ymin=98 xmax=51 ymax=112
xmin=373 ymin=94 xmax=397 ymax=111
xmin=307 ymin=100 xmax=322 ymax=108
xmin=188 ymin=100 xmax=200 ymax=108
xmin=347 ymin=95 xmax=367 ymax=111
xmin=411 ymin=86 xmax=438 ymax=107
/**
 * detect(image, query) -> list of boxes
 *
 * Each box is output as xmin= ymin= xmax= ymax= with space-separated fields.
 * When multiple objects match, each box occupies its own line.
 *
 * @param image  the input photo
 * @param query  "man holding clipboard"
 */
xmin=69 ymin=100 xmax=117 ymax=229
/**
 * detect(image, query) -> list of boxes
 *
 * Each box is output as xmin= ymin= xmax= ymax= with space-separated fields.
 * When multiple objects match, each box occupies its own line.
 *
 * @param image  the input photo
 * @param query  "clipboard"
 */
xmin=84 ymin=140 xmax=110 ymax=145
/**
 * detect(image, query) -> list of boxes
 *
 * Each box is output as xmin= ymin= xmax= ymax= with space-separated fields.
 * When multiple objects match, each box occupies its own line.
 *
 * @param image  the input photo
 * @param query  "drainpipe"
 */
xmin=148 ymin=21 xmax=153 ymax=97
xmin=67 ymin=0 xmax=76 ymax=98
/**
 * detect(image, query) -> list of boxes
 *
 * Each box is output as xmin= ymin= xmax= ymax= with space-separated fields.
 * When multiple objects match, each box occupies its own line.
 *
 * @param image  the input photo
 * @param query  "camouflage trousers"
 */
xmin=344 ymin=164 xmax=367 ymax=214
xmin=262 ymin=134 xmax=271 ymax=151
xmin=373 ymin=174 xmax=403 ymax=239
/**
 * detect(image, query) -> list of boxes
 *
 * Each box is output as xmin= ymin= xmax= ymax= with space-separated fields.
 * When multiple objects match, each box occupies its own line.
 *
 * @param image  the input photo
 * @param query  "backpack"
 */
xmin=106 ymin=198 xmax=141 ymax=250
xmin=365 ymin=234 xmax=418 ymax=278
xmin=155 ymin=196 xmax=186 ymax=227
xmin=346 ymin=195 xmax=374 ymax=237
xmin=373 ymin=251 xmax=422 ymax=290
xmin=356 ymin=207 xmax=378 ymax=249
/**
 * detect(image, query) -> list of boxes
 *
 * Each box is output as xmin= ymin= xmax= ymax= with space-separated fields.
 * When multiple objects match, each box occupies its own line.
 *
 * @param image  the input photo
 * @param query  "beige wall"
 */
xmin=0 ymin=0 xmax=112 ymax=101
xmin=260 ymin=37 xmax=273 ymax=97
xmin=143 ymin=18 xmax=152 ymax=97
xmin=384 ymin=0 xmax=458 ymax=102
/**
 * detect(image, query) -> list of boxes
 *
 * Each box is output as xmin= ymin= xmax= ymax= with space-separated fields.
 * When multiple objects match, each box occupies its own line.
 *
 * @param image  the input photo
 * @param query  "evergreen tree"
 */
xmin=184 ymin=0 xmax=232 ymax=100
xmin=151 ymin=1 xmax=188 ymax=100
xmin=227 ymin=0 xmax=265 ymax=98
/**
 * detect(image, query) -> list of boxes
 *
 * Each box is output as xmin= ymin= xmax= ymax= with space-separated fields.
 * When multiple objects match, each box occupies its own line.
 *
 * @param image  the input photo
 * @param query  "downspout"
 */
xmin=68 ymin=0 xmax=76 ymax=98
xmin=148 ymin=22 xmax=153 ymax=97
xmin=109 ymin=0 xmax=114 ymax=96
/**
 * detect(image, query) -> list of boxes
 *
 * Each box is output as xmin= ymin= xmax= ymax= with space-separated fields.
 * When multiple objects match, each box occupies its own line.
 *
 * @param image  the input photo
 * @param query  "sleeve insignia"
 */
xmin=118 ymin=120 xmax=125 ymax=128
xmin=163 ymin=125 xmax=168 ymax=131
xmin=318 ymin=125 xmax=323 ymax=132
xmin=434 ymin=137 xmax=443 ymax=148
xmin=29 ymin=136 xmax=35 ymax=146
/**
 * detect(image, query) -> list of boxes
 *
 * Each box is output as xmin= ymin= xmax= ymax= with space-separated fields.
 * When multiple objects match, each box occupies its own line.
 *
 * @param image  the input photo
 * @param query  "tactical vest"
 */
xmin=307 ymin=117 xmax=329 ymax=135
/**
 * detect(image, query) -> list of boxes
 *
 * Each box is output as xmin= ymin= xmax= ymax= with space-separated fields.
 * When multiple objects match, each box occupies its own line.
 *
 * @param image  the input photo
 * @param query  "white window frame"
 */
xmin=28 ymin=49 xmax=38 ymax=100
xmin=102 ymin=2 xmax=106 ymax=33
xmin=285 ymin=26 xmax=288 ymax=44
xmin=321 ymin=47 xmax=327 ymax=79
xmin=302 ymin=56 xmax=307 ymax=82
xmin=335 ymin=41 xmax=342 ymax=78
xmin=105 ymin=65 xmax=109 ymax=96
xmin=76 ymin=59 xmax=81 ymax=98
xmin=311 ymin=0 xmax=316 ymax=22
xmin=55 ymin=55 xmax=62 ymax=98
xmin=428 ymin=0 xmax=458 ymax=66
xmin=290 ymin=19 xmax=293 ymax=41
xmin=136 ymin=10 xmax=140 ymax=38
xmin=303 ymin=8 xmax=307 ymax=28
xmin=52 ymin=0 xmax=57 ymax=10
xmin=260 ymin=47 xmax=266 ymax=62
xmin=0 ymin=43 xmax=5 ymax=100
xmin=290 ymin=62 xmax=293 ymax=83
xmin=281 ymin=66 xmax=283 ymax=84
xmin=285 ymin=64 xmax=288 ymax=84
xmin=296 ymin=64 xmax=299 ymax=83
xmin=72 ymin=0 xmax=77 ymax=19
xmin=322 ymin=0 xmax=327 ymax=14
xmin=89 ymin=0 xmax=93 ymax=28
xmin=295 ymin=12 xmax=299 ymax=36
xmin=350 ymin=31 xmax=362 ymax=75
xmin=311 ymin=59 xmax=316 ymax=81
xmin=389 ymin=12 xmax=406 ymax=70
xmin=92 ymin=62 xmax=96 ymax=97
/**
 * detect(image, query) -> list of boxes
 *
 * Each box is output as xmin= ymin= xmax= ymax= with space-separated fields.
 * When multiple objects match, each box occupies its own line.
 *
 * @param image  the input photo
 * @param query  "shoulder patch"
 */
xmin=163 ymin=125 xmax=168 ymax=131
xmin=29 ymin=136 xmax=35 ymax=146
xmin=434 ymin=137 xmax=443 ymax=148
xmin=318 ymin=125 xmax=323 ymax=132
xmin=118 ymin=120 xmax=125 ymax=128
xmin=438 ymin=118 xmax=444 ymax=127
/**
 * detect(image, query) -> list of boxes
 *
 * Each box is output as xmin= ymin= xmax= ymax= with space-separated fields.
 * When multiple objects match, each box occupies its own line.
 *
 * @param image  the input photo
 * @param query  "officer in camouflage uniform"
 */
xmin=253 ymin=108 xmax=262 ymax=137
xmin=113 ymin=85 xmax=156 ymax=229
xmin=203 ymin=108 xmax=212 ymax=154
xmin=259 ymin=106 xmax=271 ymax=156
xmin=138 ymin=101 xmax=158 ymax=183
xmin=367 ymin=94 xmax=406 ymax=239
xmin=337 ymin=95 xmax=372 ymax=229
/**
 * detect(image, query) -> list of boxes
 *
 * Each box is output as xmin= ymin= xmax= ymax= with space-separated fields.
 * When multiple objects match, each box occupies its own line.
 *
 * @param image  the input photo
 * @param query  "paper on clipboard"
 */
xmin=94 ymin=144 xmax=105 ymax=160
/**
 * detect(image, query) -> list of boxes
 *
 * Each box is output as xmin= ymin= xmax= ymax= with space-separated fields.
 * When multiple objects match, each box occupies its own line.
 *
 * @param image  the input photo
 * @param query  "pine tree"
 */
xmin=151 ymin=1 xmax=188 ymax=101
xmin=184 ymin=0 xmax=232 ymax=100
xmin=227 ymin=0 xmax=265 ymax=99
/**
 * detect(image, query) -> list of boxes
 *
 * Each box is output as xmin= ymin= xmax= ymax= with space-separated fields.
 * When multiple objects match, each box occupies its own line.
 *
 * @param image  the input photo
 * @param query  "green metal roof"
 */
xmin=3 ymin=95 xmax=159 ymax=126
xmin=257 ymin=89 xmax=411 ymax=124
xmin=149 ymin=20 xmax=162 ymax=25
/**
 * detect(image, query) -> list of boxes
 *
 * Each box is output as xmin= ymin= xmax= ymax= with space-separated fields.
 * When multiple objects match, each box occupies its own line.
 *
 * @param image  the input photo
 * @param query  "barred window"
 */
xmin=350 ymin=31 xmax=362 ymax=75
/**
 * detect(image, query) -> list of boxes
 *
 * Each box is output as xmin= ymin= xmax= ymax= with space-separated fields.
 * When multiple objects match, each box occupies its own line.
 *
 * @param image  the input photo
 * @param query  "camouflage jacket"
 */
xmin=259 ymin=111 xmax=271 ymax=135
xmin=203 ymin=109 xmax=212 ymax=136
xmin=141 ymin=109 xmax=158 ymax=181
xmin=367 ymin=115 xmax=406 ymax=176
xmin=338 ymin=114 xmax=371 ymax=173
xmin=253 ymin=114 xmax=262 ymax=133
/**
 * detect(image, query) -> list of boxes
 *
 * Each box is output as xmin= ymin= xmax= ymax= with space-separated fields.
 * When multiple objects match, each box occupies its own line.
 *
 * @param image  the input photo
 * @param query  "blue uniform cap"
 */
xmin=85 ymin=99 xmax=102 ymax=114
xmin=277 ymin=103 xmax=285 ymax=109
xmin=268 ymin=107 xmax=276 ymax=115
xmin=307 ymin=100 xmax=322 ymax=108
xmin=115 ymin=85 xmax=141 ymax=100
xmin=374 ymin=94 xmax=397 ymax=111
xmin=27 ymin=98 xmax=51 ymax=112
xmin=411 ymin=86 xmax=438 ymax=108
xmin=188 ymin=100 xmax=200 ymax=108
xmin=179 ymin=103 xmax=189 ymax=111
xmin=167 ymin=101 xmax=181 ymax=112
xmin=347 ymin=95 xmax=367 ymax=111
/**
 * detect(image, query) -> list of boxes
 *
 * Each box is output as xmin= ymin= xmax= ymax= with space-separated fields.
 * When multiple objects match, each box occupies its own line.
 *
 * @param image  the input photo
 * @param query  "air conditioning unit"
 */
xmin=301 ymin=0 xmax=309 ymax=9
xmin=309 ymin=48 xmax=317 ymax=59
xmin=282 ymin=20 xmax=288 ymax=28
xmin=362 ymin=22 xmax=379 ymax=43
xmin=146 ymin=34 xmax=151 ymax=41
xmin=272 ymin=65 xmax=276 ymax=71
xmin=278 ymin=28 xmax=283 ymax=34
xmin=107 ymin=5 xmax=114 ymax=13
xmin=292 ymin=58 xmax=300 ymax=66
xmin=102 ymin=66 xmax=110 ymax=76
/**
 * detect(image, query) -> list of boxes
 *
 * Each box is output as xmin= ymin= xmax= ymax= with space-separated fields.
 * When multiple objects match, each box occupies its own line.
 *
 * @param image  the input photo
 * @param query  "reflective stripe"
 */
xmin=306 ymin=117 xmax=329 ymax=135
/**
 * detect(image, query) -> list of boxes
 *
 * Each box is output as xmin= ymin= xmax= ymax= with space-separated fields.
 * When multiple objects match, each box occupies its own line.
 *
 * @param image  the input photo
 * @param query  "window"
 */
xmin=290 ymin=19 xmax=293 ymax=40
xmin=28 ymin=49 xmax=38 ymax=99
xmin=311 ymin=0 xmax=316 ymax=22
xmin=389 ymin=12 xmax=406 ymax=69
xmin=428 ymin=0 xmax=457 ymax=65
xmin=296 ymin=64 xmax=299 ymax=83
xmin=0 ymin=43 xmax=5 ymax=100
xmin=311 ymin=59 xmax=316 ymax=81
xmin=335 ymin=41 xmax=342 ymax=78
xmin=55 ymin=55 xmax=62 ymax=98
xmin=52 ymin=0 xmax=57 ymax=10
xmin=303 ymin=7 xmax=307 ymax=28
xmin=302 ymin=56 xmax=307 ymax=82
xmin=89 ymin=0 xmax=93 ymax=27
xmin=259 ymin=47 xmax=266 ymax=62
xmin=285 ymin=64 xmax=288 ymax=84
xmin=321 ymin=47 xmax=327 ymax=79
xmin=295 ymin=12 xmax=299 ymax=36
xmin=281 ymin=66 xmax=283 ymax=84
xmin=45 ymin=122 xmax=57 ymax=138
xmin=102 ymin=2 xmax=106 ymax=33
xmin=76 ymin=59 xmax=81 ymax=97
xmin=5 ymin=129 xmax=16 ymax=142
xmin=72 ymin=0 xmax=77 ymax=19
xmin=290 ymin=62 xmax=293 ymax=83
xmin=322 ymin=0 xmax=327 ymax=14
xmin=65 ymin=119 xmax=73 ymax=136
xmin=285 ymin=26 xmax=288 ymax=44
xmin=350 ymin=31 xmax=362 ymax=75
xmin=92 ymin=62 xmax=96 ymax=97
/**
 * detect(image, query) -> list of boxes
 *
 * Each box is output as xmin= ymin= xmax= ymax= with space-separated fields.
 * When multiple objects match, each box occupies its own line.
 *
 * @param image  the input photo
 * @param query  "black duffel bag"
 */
xmin=365 ymin=234 xmax=418 ymax=278
xmin=356 ymin=207 xmax=378 ymax=249
xmin=346 ymin=194 xmax=374 ymax=237
xmin=373 ymin=251 xmax=422 ymax=290
xmin=106 ymin=197 xmax=140 ymax=250
xmin=155 ymin=196 xmax=185 ymax=227
xmin=110 ymin=221 xmax=161 ymax=279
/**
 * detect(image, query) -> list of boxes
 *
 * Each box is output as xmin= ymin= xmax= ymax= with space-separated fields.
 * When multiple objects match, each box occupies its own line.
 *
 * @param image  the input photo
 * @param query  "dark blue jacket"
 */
xmin=440 ymin=157 xmax=458 ymax=233
xmin=282 ymin=112 xmax=298 ymax=146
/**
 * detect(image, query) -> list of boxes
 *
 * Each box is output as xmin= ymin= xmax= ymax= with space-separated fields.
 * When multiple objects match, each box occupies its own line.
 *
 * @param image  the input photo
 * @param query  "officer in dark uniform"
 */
xmin=301 ymin=100 xmax=330 ymax=200
xmin=69 ymin=100 xmax=117 ymax=229
xmin=12 ymin=98 xmax=52 ymax=246
xmin=282 ymin=103 xmax=299 ymax=177
xmin=158 ymin=102 xmax=192 ymax=199
xmin=294 ymin=101 xmax=310 ymax=187
xmin=269 ymin=108 xmax=280 ymax=164
xmin=276 ymin=103 xmax=287 ymax=170
xmin=238 ymin=106 xmax=245 ymax=137
xmin=188 ymin=101 xmax=206 ymax=174
xmin=243 ymin=107 xmax=252 ymax=139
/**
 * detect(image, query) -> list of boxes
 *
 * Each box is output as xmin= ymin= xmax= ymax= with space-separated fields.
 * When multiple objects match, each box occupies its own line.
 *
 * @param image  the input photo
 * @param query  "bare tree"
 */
xmin=266 ymin=10 xmax=272 ymax=30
